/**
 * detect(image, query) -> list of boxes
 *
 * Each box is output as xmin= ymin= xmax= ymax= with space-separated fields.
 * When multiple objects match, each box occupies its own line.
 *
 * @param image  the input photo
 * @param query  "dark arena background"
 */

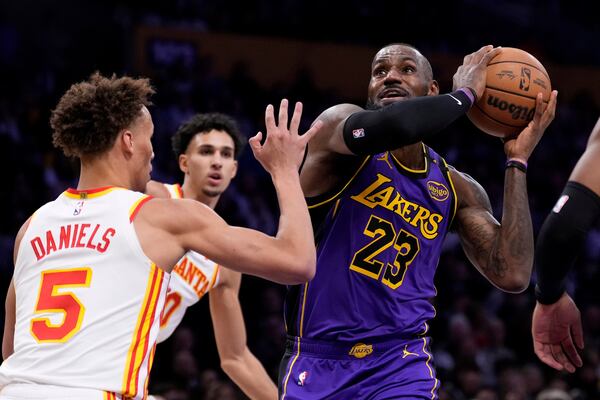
xmin=1 ymin=1 xmax=599 ymax=399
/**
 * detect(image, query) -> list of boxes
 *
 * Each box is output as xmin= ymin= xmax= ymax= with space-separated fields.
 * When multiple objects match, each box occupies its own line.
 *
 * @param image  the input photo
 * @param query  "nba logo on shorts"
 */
xmin=297 ymin=371 xmax=309 ymax=386
xmin=352 ymin=128 xmax=365 ymax=138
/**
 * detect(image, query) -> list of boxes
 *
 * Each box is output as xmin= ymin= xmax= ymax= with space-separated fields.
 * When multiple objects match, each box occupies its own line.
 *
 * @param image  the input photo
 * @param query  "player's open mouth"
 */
xmin=208 ymin=173 xmax=222 ymax=184
xmin=379 ymin=87 xmax=409 ymax=100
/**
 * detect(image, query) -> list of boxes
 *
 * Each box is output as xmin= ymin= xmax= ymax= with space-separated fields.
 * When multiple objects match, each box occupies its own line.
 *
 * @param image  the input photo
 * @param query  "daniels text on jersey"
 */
xmin=30 ymin=223 xmax=116 ymax=260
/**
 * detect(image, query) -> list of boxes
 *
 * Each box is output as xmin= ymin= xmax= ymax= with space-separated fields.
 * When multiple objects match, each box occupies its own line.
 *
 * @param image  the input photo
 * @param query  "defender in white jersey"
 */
xmin=0 ymin=73 xmax=322 ymax=399
xmin=147 ymin=112 xmax=277 ymax=399
xmin=1 ymin=188 xmax=169 ymax=400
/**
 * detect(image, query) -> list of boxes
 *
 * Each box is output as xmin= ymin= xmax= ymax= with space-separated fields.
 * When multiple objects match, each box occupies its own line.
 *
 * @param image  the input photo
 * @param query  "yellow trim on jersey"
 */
xmin=64 ymin=187 xmax=122 ymax=199
xmin=209 ymin=264 xmax=220 ymax=289
xmin=122 ymin=264 xmax=165 ymax=397
xmin=281 ymin=337 xmax=302 ymax=400
xmin=331 ymin=199 xmax=341 ymax=218
xmin=390 ymin=143 xmax=428 ymax=173
xmin=128 ymin=195 xmax=152 ymax=220
xmin=164 ymin=183 xmax=184 ymax=199
xmin=421 ymin=337 xmax=439 ymax=400
xmin=441 ymin=158 xmax=458 ymax=225
xmin=103 ymin=391 xmax=117 ymax=400
xmin=299 ymin=282 xmax=310 ymax=337
xmin=308 ymin=156 xmax=371 ymax=209
xmin=143 ymin=342 xmax=159 ymax=396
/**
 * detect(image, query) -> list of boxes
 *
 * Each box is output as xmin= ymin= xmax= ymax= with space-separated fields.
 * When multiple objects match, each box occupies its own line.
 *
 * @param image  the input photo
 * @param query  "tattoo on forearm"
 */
xmin=459 ymin=168 xmax=533 ymax=284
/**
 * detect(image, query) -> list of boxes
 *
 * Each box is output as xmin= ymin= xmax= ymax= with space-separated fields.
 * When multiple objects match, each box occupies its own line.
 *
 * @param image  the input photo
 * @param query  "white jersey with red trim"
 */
xmin=157 ymin=184 xmax=220 ymax=343
xmin=0 ymin=187 xmax=169 ymax=400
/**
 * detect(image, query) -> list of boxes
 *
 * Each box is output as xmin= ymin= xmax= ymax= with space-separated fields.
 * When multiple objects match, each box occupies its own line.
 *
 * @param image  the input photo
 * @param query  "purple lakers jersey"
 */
xmin=287 ymin=146 xmax=456 ymax=341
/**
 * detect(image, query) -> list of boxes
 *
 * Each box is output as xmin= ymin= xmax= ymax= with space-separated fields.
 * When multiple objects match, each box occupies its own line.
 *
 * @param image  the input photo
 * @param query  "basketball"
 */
xmin=467 ymin=47 xmax=552 ymax=138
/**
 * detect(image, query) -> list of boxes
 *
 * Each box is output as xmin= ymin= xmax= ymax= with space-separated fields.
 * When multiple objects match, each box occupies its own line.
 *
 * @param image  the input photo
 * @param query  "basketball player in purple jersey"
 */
xmin=278 ymin=44 xmax=558 ymax=399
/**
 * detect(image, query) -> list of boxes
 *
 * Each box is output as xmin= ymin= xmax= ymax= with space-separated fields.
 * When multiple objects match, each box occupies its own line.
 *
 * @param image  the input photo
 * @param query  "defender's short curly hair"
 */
xmin=50 ymin=72 xmax=155 ymax=158
xmin=171 ymin=113 xmax=245 ymax=160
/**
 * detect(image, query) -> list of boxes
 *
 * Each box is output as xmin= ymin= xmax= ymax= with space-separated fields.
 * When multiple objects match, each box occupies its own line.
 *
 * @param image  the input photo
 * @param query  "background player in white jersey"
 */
xmin=146 ymin=112 xmax=277 ymax=399
xmin=0 ymin=72 xmax=322 ymax=400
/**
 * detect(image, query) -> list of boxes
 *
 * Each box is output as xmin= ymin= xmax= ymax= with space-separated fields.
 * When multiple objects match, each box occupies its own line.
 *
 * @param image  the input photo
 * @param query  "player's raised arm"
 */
xmin=301 ymin=45 xmax=500 ymax=198
xmin=309 ymin=45 xmax=501 ymax=157
xmin=453 ymin=89 xmax=558 ymax=293
xmin=136 ymin=100 xmax=323 ymax=284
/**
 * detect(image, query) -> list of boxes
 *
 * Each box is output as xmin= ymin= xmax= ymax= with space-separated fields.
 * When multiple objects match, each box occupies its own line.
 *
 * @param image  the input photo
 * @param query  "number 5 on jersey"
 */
xmin=350 ymin=215 xmax=420 ymax=289
xmin=30 ymin=268 xmax=92 ymax=342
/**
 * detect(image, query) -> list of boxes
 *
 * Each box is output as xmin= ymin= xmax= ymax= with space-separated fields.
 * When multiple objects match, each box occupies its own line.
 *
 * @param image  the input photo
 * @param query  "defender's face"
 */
xmin=367 ymin=45 xmax=435 ymax=110
xmin=130 ymin=106 xmax=155 ymax=192
xmin=180 ymin=130 xmax=237 ymax=198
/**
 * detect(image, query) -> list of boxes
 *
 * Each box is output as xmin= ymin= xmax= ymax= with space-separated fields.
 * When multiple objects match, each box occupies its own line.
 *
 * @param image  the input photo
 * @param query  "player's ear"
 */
xmin=121 ymin=129 xmax=134 ymax=156
xmin=231 ymin=160 xmax=238 ymax=179
xmin=178 ymin=153 xmax=189 ymax=174
xmin=427 ymin=80 xmax=440 ymax=96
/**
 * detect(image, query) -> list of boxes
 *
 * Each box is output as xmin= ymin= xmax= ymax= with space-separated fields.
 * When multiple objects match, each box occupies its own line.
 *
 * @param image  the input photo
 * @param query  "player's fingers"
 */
xmin=248 ymin=132 xmax=263 ymax=152
xmin=562 ymin=335 xmax=583 ymax=369
xmin=534 ymin=342 xmax=564 ymax=371
xmin=572 ymin=320 xmax=585 ymax=351
xmin=300 ymin=120 xmax=324 ymax=145
xmin=278 ymin=99 xmax=289 ymax=130
xmin=551 ymin=343 xmax=575 ymax=373
xmin=468 ymin=45 xmax=493 ymax=63
xmin=544 ymin=90 xmax=558 ymax=120
xmin=480 ymin=46 xmax=502 ymax=65
xmin=265 ymin=104 xmax=277 ymax=133
xmin=463 ymin=53 xmax=473 ymax=64
xmin=289 ymin=101 xmax=303 ymax=134
xmin=533 ymin=93 xmax=545 ymax=123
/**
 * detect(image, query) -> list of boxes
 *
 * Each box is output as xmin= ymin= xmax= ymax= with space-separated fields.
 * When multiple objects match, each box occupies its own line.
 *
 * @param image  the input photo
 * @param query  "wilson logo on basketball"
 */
xmin=486 ymin=95 xmax=535 ymax=121
xmin=427 ymin=181 xmax=449 ymax=202
xmin=348 ymin=343 xmax=373 ymax=359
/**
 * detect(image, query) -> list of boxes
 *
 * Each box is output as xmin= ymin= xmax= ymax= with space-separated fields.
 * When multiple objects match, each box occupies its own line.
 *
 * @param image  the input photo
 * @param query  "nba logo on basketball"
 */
xmin=297 ymin=371 xmax=309 ymax=386
xmin=519 ymin=67 xmax=531 ymax=91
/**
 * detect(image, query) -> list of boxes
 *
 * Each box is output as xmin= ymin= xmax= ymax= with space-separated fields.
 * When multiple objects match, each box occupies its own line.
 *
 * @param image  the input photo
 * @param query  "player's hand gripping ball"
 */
xmin=467 ymin=47 xmax=552 ymax=138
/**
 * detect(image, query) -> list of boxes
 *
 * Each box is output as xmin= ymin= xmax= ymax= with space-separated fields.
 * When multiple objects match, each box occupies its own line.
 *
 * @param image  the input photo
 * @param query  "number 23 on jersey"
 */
xmin=350 ymin=215 xmax=420 ymax=289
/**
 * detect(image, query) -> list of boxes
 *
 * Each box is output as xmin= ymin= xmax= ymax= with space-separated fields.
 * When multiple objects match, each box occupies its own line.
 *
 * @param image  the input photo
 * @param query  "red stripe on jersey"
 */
xmin=129 ymin=195 xmax=153 ymax=223
xmin=123 ymin=266 xmax=163 ymax=396
xmin=175 ymin=184 xmax=184 ymax=199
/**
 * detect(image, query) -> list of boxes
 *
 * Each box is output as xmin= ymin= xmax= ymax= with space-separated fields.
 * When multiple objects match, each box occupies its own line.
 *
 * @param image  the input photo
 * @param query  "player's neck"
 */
xmin=181 ymin=181 xmax=219 ymax=209
xmin=77 ymin=157 xmax=132 ymax=190
xmin=390 ymin=142 xmax=426 ymax=170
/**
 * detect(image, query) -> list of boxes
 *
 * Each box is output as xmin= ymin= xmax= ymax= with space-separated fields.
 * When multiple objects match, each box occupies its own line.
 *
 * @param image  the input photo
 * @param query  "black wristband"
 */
xmin=505 ymin=159 xmax=527 ymax=173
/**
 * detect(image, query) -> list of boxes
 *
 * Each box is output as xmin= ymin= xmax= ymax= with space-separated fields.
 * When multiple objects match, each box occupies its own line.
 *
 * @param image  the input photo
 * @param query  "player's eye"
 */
xmin=373 ymin=67 xmax=387 ymax=77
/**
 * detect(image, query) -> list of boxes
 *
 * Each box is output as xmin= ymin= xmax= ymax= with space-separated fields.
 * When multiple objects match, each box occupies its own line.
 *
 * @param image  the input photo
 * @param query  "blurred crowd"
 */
xmin=1 ymin=1 xmax=599 ymax=399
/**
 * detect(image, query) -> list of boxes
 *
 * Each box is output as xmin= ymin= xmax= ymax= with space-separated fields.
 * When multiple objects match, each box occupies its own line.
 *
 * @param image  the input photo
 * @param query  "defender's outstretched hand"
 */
xmin=532 ymin=293 xmax=584 ymax=373
xmin=250 ymin=99 xmax=323 ymax=175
